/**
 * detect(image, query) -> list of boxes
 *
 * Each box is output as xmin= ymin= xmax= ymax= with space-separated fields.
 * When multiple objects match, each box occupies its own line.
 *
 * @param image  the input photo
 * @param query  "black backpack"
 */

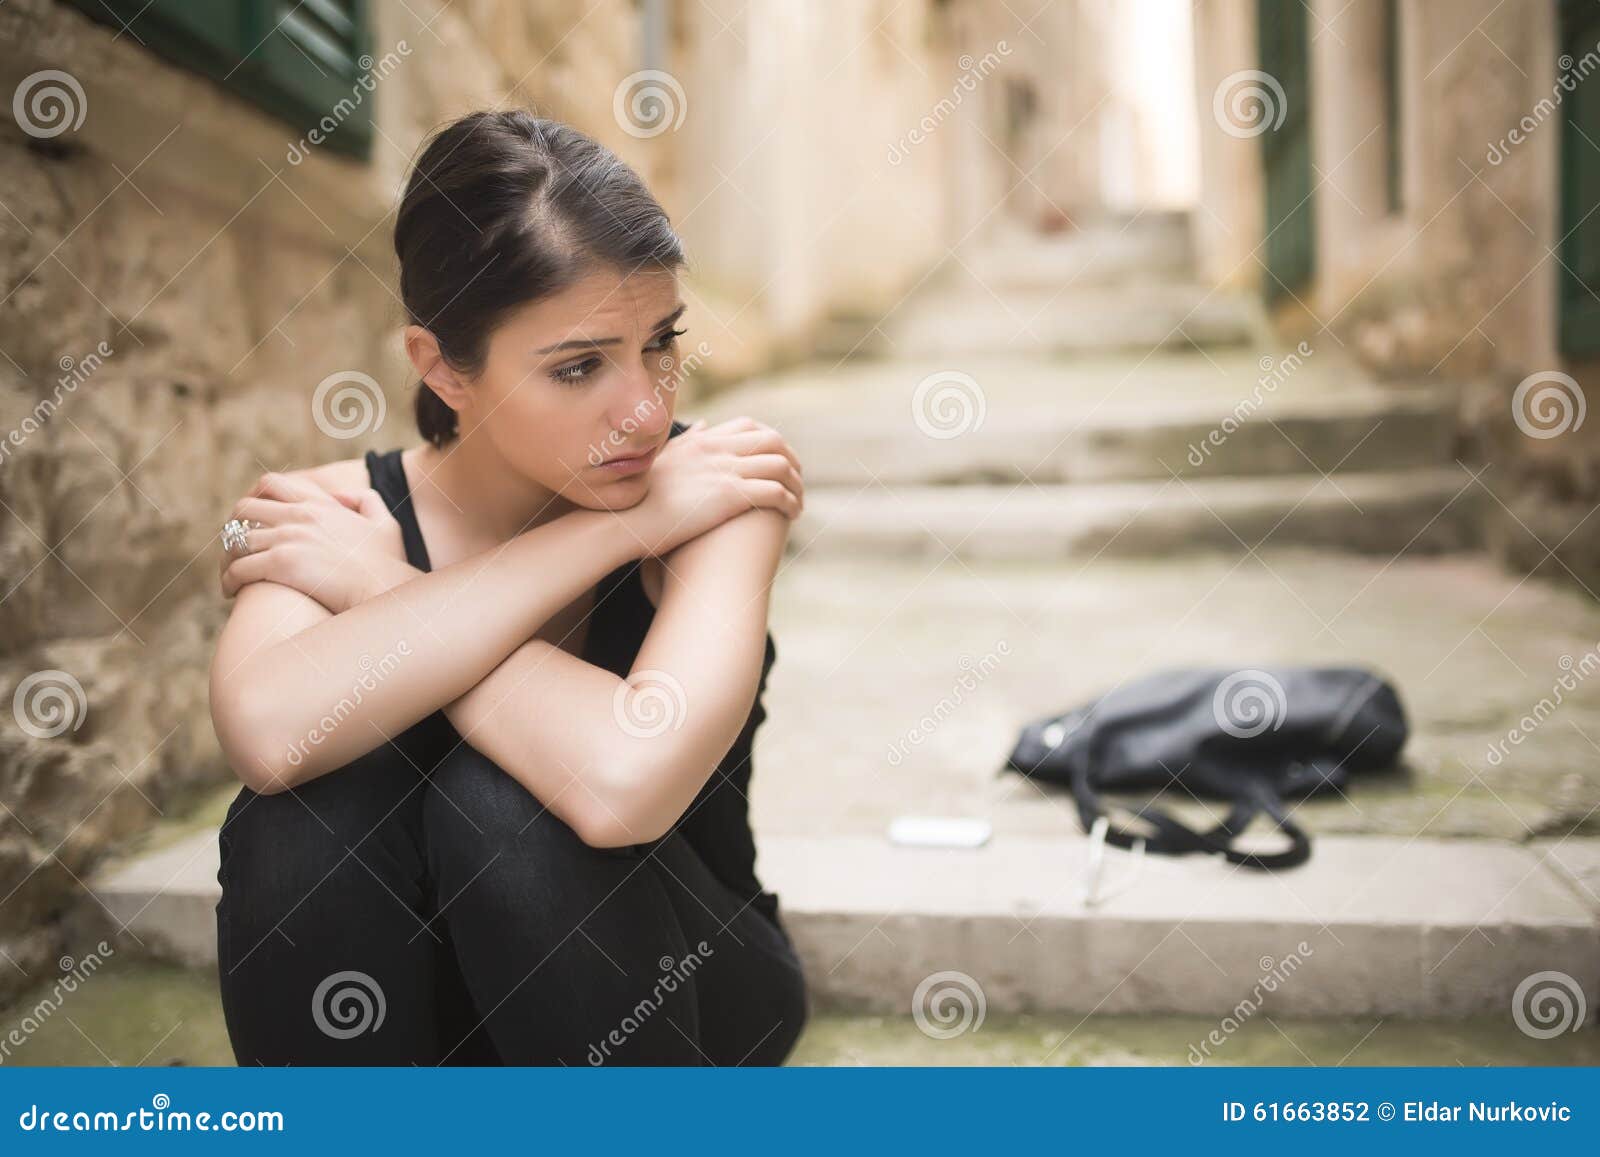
xmin=1004 ymin=666 xmax=1407 ymax=869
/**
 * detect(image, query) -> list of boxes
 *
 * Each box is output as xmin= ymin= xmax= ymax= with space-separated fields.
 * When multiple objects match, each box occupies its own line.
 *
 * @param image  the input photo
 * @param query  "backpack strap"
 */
xmin=1069 ymin=764 xmax=1312 ymax=870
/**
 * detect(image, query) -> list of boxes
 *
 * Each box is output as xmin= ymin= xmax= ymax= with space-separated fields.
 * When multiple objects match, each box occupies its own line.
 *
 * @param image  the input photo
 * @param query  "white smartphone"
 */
xmin=887 ymin=815 xmax=993 ymax=848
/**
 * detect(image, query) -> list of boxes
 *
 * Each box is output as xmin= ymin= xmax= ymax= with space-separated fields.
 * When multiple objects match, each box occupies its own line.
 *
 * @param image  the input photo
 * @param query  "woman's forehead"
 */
xmin=517 ymin=266 xmax=680 ymax=335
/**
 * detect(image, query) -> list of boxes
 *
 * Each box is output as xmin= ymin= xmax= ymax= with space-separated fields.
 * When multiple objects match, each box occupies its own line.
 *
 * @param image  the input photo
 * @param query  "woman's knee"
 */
xmin=218 ymin=746 xmax=427 ymax=912
xmin=423 ymin=743 xmax=638 ymax=865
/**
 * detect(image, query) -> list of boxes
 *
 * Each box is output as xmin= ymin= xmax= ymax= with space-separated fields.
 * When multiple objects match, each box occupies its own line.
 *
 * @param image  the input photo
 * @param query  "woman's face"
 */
xmin=460 ymin=265 xmax=685 ymax=510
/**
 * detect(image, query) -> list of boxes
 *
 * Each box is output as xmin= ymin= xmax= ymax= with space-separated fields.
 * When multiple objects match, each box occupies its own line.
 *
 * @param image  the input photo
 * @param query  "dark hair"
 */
xmin=393 ymin=110 xmax=687 ymax=447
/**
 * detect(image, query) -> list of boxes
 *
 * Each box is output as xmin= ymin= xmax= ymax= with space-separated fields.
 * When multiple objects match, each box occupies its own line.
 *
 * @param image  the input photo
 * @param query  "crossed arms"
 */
xmin=208 ymin=501 xmax=787 ymax=848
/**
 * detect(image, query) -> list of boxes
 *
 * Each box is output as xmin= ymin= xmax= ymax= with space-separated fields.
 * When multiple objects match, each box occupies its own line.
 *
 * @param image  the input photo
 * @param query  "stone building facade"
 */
xmin=1193 ymin=0 xmax=1600 ymax=595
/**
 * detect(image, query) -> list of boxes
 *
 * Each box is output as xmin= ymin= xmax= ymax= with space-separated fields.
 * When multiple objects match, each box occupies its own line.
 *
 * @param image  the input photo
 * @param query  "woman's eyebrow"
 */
xmin=533 ymin=303 xmax=688 ymax=354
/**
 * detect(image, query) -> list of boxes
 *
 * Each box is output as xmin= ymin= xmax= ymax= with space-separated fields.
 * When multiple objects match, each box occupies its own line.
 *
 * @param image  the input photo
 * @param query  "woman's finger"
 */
xmin=353 ymin=489 xmax=392 ymax=521
xmin=720 ymin=426 xmax=801 ymax=476
xmin=731 ymin=446 xmax=804 ymax=495
xmin=217 ymin=528 xmax=290 ymax=592
xmin=743 ymin=477 xmax=801 ymax=520
xmin=733 ymin=452 xmax=802 ymax=494
xmin=220 ymin=549 xmax=276 ymax=599
xmin=694 ymin=415 xmax=760 ymax=437
xmin=230 ymin=495 xmax=307 ymax=526
xmin=247 ymin=472 xmax=322 ymax=503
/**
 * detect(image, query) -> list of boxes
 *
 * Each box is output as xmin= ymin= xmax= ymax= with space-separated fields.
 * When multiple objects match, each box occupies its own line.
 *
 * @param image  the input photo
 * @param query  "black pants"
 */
xmin=214 ymin=739 xmax=809 ymax=1065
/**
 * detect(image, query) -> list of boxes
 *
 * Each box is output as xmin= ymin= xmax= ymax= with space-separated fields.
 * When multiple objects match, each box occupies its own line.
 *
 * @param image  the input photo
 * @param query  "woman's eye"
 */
xmin=551 ymin=358 xmax=601 ymax=384
xmin=550 ymin=329 xmax=684 ymax=386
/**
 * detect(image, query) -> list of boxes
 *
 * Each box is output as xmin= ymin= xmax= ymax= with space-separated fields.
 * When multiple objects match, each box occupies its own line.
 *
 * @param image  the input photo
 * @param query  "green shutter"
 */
xmin=1383 ymin=0 xmax=1402 ymax=215
xmin=1258 ymin=0 xmax=1315 ymax=300
xmin=1560 ymin=0 xmax=1600 ymax=356
xmin=62 ymin=0 xmax=373 ymax=159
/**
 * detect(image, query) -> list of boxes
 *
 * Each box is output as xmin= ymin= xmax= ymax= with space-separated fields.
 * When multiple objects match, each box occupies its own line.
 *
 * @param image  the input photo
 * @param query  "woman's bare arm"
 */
xmin=443 ymin=507 xmax=787 ymax=846
xmin=209 ymin=491 xmax=640 ymax=803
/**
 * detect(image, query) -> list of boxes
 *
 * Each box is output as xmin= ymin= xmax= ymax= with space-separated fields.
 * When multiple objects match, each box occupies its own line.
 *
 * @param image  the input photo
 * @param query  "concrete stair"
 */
xmin=766 ymin=833 xmax=1600 ymax=1018
xmin=873 ymin=282 xmax=1264 ymax=358
xmin=950 ymin=212 xmax=1196 ymax=292
xmin=756 ymin=391 xmax=1456 ymax=488
xmin=84 ymin=822 xmax=1600 ymax=1019
xmin=787 ymin=468 xmax=1483 ymax=561
xmin=698 ymin=345 xmax=1468 ymax=563
xmin=699 ymin=354 xmax=1460 ymax=489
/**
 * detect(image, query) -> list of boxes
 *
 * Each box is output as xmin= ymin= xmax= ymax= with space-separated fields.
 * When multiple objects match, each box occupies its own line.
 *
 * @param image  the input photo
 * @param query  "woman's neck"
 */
xmin=405 ymin=436 xmax=579 ymax=549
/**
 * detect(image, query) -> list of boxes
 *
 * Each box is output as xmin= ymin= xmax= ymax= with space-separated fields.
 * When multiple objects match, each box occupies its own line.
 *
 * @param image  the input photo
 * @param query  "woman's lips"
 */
xmin=596 ymin=442 xmax=661 ymax=476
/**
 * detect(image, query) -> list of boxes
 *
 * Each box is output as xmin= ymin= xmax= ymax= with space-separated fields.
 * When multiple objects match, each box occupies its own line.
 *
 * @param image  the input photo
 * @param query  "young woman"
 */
xmin=208 ymin=110 xmax=809 ymax=1066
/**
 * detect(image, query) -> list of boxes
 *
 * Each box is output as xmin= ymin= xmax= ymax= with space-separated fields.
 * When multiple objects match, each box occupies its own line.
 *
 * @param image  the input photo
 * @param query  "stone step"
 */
xmin=763 ymin=833 xmax=1600 ymax=1019
xmin=82 ymin=824 xmax=1600 ymax=1019
xmin=872 ymin=283 xmax=1265 ymax=357
xmin=90 ymin=828 xmax=223 ymax=970
xmin=783 ymin=401 xmax=1454 ymax=487
xmin=952 ymin=213 xmax=1195 ymax=291
xmin=692 ymin=351 xmax=1455 ymax=486
xmin=786 ymin=468 xmax=1483 ymax=561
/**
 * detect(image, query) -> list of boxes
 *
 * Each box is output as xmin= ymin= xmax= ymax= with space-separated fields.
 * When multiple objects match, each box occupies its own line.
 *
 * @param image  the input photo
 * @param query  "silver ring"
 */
xmin=220 ymin=518 xmax=261 ymax=556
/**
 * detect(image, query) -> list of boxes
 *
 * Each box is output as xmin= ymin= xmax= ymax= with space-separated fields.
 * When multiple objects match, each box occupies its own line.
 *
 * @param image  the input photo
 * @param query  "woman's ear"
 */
xmin=402 ymin=324 xmax=470 ymax=413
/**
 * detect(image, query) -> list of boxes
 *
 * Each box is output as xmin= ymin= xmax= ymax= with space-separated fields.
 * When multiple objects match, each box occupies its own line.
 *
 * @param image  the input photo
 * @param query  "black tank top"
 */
xmin=361 ymin=420 xmax=782 ymax=927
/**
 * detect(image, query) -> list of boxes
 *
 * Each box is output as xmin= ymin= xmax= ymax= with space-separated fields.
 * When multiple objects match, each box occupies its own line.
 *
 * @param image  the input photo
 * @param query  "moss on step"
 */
xmin=3 ymin=956 xmax=1595 ymax=1068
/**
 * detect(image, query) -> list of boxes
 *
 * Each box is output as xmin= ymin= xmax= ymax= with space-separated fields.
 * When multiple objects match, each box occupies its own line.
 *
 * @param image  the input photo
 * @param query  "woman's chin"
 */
xmin=572 ymin=473 xmax=651 ymax=510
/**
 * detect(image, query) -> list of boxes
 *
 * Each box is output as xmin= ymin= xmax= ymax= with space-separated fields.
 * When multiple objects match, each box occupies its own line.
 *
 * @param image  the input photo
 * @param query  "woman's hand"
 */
xmin=619 ymin=416 xmax=804 ymax=557
xmin=218 ymin=472 xmax=412 ymax=614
